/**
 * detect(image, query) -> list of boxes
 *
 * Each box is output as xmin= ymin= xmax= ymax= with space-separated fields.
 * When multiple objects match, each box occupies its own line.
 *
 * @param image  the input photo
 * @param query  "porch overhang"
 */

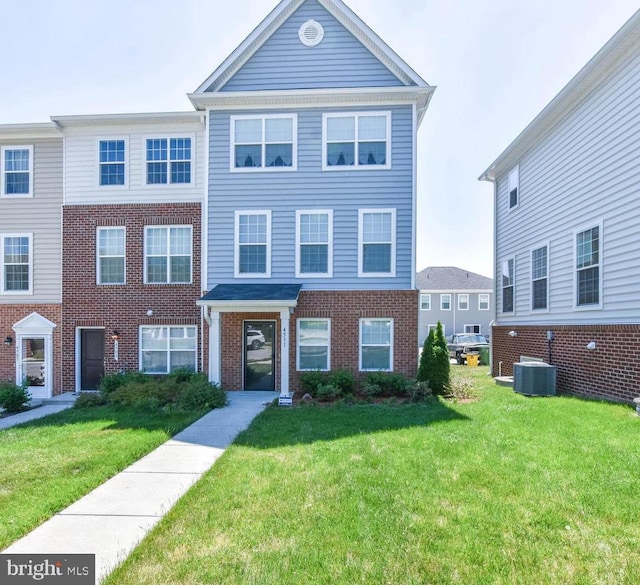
xmin=197 ymin=283 xmax=302 ymax=314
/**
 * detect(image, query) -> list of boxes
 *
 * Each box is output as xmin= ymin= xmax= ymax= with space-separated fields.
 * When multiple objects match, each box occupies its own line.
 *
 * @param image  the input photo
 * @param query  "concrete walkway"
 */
xmin=0 ymin=393 xmax=78 ymax=430
xmin=2 ymin=391 xmax=276 ymax=583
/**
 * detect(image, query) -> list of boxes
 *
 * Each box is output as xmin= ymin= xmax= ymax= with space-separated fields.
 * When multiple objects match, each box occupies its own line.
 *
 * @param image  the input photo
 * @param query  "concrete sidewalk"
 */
xmin=0 ymin=393 xmax=78 ymax=430
xmin=2 ymin=391 xmax=276 ymax=583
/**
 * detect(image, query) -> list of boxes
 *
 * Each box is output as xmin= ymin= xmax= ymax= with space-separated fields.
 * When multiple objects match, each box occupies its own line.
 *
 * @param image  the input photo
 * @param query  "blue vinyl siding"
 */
xmin=217 ymin=0 xmax=405 ymax=92
xmin=208 ymin=105 xmax=414 ymax=290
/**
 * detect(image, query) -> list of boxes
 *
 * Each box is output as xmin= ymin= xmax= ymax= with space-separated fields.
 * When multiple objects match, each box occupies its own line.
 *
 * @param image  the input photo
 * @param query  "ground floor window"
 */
xmin=140 ymin=325 xmax=197 ymax=374
xmin=297 ymin=318 xmax=330 ymax=371
xmin=359 ymin=318 xmax=393 ymax=371
xmin=464 ymin=324 xmax=481 ymax=334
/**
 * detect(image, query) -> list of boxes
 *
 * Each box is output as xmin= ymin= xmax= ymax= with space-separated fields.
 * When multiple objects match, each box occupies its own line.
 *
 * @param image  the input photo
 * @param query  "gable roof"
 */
xmin=416 ymin=267 xmax=493 ymax=292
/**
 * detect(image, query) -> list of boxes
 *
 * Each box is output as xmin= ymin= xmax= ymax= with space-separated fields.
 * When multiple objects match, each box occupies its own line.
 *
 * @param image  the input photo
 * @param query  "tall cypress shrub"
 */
xmin=417 ymin=328 xmax=435 ymax=382
xmin=429 ymin=321 xmax=451 ymax=395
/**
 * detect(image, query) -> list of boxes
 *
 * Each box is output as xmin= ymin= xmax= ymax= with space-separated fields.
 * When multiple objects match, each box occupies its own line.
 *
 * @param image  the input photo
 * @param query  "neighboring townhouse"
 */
xmin=0 ymin=124 xmax=63 ymax=399
xmin=191 ymin=0 xmax=435 ymax=394
xmin=480 ymin=9 xmax=640 ymax=403
xmin=416 ymin=266 xmax=493 ymax=346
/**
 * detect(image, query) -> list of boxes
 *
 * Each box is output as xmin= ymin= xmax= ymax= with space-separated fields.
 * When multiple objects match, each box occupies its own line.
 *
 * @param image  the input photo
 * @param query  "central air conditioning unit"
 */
xmin=513 ymin=362 xmax=557 ymax=396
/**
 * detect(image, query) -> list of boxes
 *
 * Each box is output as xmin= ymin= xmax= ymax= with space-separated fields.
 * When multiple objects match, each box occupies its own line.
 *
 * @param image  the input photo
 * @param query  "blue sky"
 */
xmin=1 ymin=0 xmax=637 ymax=277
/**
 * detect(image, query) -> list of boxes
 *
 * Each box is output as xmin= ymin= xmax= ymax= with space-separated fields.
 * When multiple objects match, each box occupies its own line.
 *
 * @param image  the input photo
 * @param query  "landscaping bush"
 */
xmin=299 ymin=371 xmax=328 ymax=394
xmin=408 ymin=380 xmax=432 ymax=402
xmin=73 ymin=392 xmax=108 ymax=408
xmin=362 ymin=372 xmax=412 ymax=397
xmin=328 ymin=369 xmax=356 ymax=396
xmin=315 ymin=383 xmax=342 ymax=401
xmin=0 ymin=381 xmax=31 ymax=413
xmin=417 ymin=322 xmax=450 ymax=396
xmin=448 ymin=373 xmax=478 ymax=401
xmin=417 ymin=329 xmax=435 ymax=383
xmin=109 ymin=380 xmax=161 ymax=409
xmin=99 ymin=371 xmax=150 ymax=395
xmin=177 ymin=375 xmax=226 ymax=411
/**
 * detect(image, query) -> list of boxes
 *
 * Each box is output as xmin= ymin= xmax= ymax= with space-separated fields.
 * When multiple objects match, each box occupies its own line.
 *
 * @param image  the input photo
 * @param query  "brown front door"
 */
xmin=80 ymin=329 xmax=105 ymax=390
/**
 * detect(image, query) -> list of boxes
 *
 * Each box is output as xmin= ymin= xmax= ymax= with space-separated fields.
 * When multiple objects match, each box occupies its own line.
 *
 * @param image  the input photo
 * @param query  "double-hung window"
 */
xmin=99 ymin=139 xmax=126 ymax=186
xmin=297 ymin=319 xmax=330 ymax=371
xmin=1 ymin=234 xmax=32 ymax=294
xmin=323 ymin=112 xmax=390 ymax=169
xmin=478 ymin=294 xmax=490 ymax=311
xmin=1 ymin=146 xmax=33 ymax=197
xmin=531 ymin=244 xmax=548 ymax=310
xmin=502 ymin=257 xmax=515 ymax=313
xmin=97 ymin=227 xmax=125 ymax=285
xmin=235 ymin=211 xmax=271 ymax=277
xmin=420 ymin=294 xmax=431 ymax=311
xmin=146 ymin=137 xmax=192 ymax=184
xmin=231 ymin=115 xmax=296 ymax=170
xmin=144 ymin=226 xmax=192 ymax=284
xmin=140 ymin=326 xmax=197 ymax=374
xmin=576 ymin=225 xmax=600 ymax=307
xmin=458 ymin=294 xmax=469 ymax=310
xmin=508 ymin=165 xmax=519 ymax=209
xmin=358 ymin=209 xmax=395 ymax=277
xmin=441 ymin=294 xmax=451 ymax=310
xmin=360 ymin=318 xmax=393 ymax=371
xmin=296 ymin=210 xmax=332 ymax=277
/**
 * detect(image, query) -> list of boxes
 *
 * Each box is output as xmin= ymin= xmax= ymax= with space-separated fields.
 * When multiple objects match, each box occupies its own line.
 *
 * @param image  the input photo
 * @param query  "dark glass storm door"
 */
xmin=244 ymin=321 xmax=275 ymax=390
xmin=80 ymin=329 xmax=105 ymax=391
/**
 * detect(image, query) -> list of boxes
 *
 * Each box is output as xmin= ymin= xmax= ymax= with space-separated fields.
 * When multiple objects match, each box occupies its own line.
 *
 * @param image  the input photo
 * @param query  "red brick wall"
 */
xmin=0 ymin=304 xmax=63 ymax=394
xmin=492 ymin=324 xmax=640 ymax=403
xmin=62 ymin=204 xmax=206 ymax=391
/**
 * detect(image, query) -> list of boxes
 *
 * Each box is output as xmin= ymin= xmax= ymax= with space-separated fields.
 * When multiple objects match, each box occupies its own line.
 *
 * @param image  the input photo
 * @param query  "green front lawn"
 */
xmin=107 ymin=367 xmax=640 ymax=584
xmin=0 ymin=406 xmax=205 ymax=549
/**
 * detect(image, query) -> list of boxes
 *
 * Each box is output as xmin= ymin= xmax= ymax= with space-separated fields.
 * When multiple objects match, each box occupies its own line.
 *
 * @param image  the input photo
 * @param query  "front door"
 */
xmin=80 ymin=329 xmax=105 ymax=391
xmin=18 ymin=337 xmax=48 ymax=399
xmin=244 ymin=321 xmax=275 ymax=391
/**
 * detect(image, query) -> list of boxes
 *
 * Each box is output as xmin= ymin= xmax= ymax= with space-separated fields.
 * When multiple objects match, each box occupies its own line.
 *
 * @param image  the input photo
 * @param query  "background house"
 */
xmin=480 ymin=9 xmax=640 ymax=403
xmin=416 ymin=266 xmax=493 ymax=346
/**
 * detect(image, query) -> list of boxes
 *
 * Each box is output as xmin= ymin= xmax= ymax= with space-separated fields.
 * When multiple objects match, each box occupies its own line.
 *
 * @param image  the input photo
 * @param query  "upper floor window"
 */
xmin=297 ymin=319 xmax=331 ymax=371
xmin=420 ymin=293 xmax=431 ymax=311
xmin=99 ymin=139 xmax=126 ymax=186
xmin=296 ymin=210 xmax=332 ymax=277
xmin=502 ymin=257 xmax=515 ymax=313
xmin=458 ymin=294 xmax=469 ymax=310
xmin=508 ymin=165 xmax=519 ymax=209
xmin=358 ymin=209 xmax=395 ymax=277
xmin=360 ymin=318 xmax=393 ymax=372
xmin=1 ymin=146 xmax=33 ymax=197
xmin=146 ymin=138 xmax=192 ymax=184
xmin=1 ymin=234 xmax=32 ymax=294
xmin=440 ymin=294 xmax=451 ymax=311
xmin=531 ymin=244 xmax=548 ymax=310
xmin=140 ymin=325 xmax=197 ymax=374
xmin=97 ymin=227 xmax=126 ymax=285
xmin=144 ymin=226 xmax=192 ymax=284
xmin=231 ymin=115 xmax=296 ymax=171
xmin=323 ymin=112 xmax=391 ymax=170
xmin=235 ymin=211 xmax=271 ymax=277
xmin=576 ymin=225 xmax=600 ymax=307
xmin=478 ymin=293 xmax=490 ymax=311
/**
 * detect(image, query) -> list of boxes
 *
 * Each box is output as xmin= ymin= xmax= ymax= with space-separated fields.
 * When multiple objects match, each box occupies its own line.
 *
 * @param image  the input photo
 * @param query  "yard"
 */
xmin=105 ymin=367 xmax=640 ymax=585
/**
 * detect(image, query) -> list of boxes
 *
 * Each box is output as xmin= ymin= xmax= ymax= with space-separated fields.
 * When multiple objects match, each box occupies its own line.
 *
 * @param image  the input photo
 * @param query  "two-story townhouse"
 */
xmin=191 ymin=0 xmax=435 ymax=395
xmin=416 ymin=266 xmax=493 ymax=346
xmin=480 ymin=9 xmax=640 ymax=403
xmin=52 ymin=113 xmax=207 ymax=391
xmin=0 ymin=124 xmax=63 ymax=399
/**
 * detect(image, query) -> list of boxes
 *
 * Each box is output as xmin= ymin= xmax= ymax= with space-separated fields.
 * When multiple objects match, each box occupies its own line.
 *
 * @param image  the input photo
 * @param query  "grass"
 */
xmin=105 ymin=366 xmax=640 ymax=585
xmin=0 ymin=406 xmax=205 ymax=549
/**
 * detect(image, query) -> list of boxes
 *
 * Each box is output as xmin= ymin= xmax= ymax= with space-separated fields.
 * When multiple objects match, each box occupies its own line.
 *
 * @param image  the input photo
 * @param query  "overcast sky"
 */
xmin=1 ymin=0 xmax=637 ymax=278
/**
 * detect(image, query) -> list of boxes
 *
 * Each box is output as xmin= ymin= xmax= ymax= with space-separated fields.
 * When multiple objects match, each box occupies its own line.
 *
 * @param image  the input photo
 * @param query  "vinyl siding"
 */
xmin=0 ymin=138 xmax=62 ymax=303
xmin=208 ymin=105 xmax=414 ymax=289
xmin=218 ymin=0 xmax=404 ymax=91
xmin=495 ymin=47 xmax=640 ymax=325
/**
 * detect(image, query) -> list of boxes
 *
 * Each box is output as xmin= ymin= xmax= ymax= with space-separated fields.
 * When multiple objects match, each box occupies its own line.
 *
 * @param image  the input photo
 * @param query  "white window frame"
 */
xmin=508 ymin=165 xmax=519 ymax=210
xmin=139 ymin=325 xmax=198 ymax=375
xmin=440 ymin=294 xmax=451 ymax=311
xmin=359 ymin=318 xmax=394 ymax=372
xmin=420 ymin=293 xmax=431 ymax=311
xmin=574 ymin=221 xmax=603 ymax=310
xmin=97 ymin=227 xmax=126 ymax=285
xmin=143 ymin=134 xmax=194 ymax=186
xmin=296 ymin=318 xmax=331 ymax=371
xmin=458 ymin=293 xmax=469 ymax=310
xmin=97 ymin=137 xmax=128 ymax=188
xmin=143 ymin=225 xmax=193 ymax=284
xmin=322 ymin=112 xmax=391 ymax=171
xmin=1 ymin=145 xmax=34 ymax=198
xmin=295 ymin=210 xmax=333 ymax=278
xmin=427 ymin=323 xmax=445 ymax=335
xmin=464 ymin=324 xmax=481 ymax=334
xmin=531 ymin=242 xmax=549 ymax=312
xmin=358 ymin=208 xmax=396 ymax=278
xmin=1 ymin=233 xmax=33 ymax=295
xmin=234 ymin=210 xmax=272 ymax=278
xmin=478 ymin=294 xmax=490 ymax=311
xmin=501 ymin=256 xmax=515 ymax=314
xmin=230 ymin=114 xmax=297 ymax=172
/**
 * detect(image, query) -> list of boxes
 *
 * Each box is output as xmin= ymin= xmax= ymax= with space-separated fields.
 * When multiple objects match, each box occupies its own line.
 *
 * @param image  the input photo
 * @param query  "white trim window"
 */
xmin=146 ymin=137 xmax=192 ymax=184
xmin=531 ymin=244 xmax=549 ymax=311
xmin=508 ymin=165 xmax=519 ymax=209
xmin=231 ymin=114 xmax=297 ymax=171
xmin=501 ymin=257 xmax=515 ymax=313
xmin=464 ymin=324 xmax=481 ymax=334
xmin=358 ymin=209 xmax=396 ymax=277
xmin=360 ymin=318 xmax=393 ymax=371
xmin=144 ymin=226 xmax=192 ymax=284
xmin=97 ymin=227 xmax=126 ymax=285
xmin=478 ymin=294 xmax=490 ymax=311
xmin=1 ymin=233 xmax=32 ymax=294
xmin=235 ymin=211 xmax=271 ymax=277
xmin=98 ymin=139 xmax=127 ymax=186
xmin=295 ymin=210 xmax=333 ymax=278
xmin=440 ymin=294 xmax=451 ymax=311
xmin=420 ymin=293 xmax=431 ymax=311
xmin=140 ymin=325 xmax=197 ymax=374
xmin=297 ymin=319 xmax=331 ymax=371
xmin=427 ymin=323 xmax=444 ymax=335
xmin=458 ymin=293 xmax=469 ymax=310
xmin=575 ymin=224 xmax=601 ymax=307
xmin=323 ymin=112 xmax=391 ymax=170
xmin=1 ymin=146 xmax=33 ymax=197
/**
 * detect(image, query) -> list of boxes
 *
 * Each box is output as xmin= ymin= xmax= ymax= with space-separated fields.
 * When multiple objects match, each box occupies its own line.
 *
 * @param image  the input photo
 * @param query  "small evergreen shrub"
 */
xmin=299 ymin=371 xmax=328 ymax=394
xmin=99 ymin=371 xmax=149 ymax=394
xmin=417 ymin=329 xmax=435 ymax=383
xmin=316 ymin=383 xmax=342 ymax=401
xmin=73 ymin=392 xmax=108 ymax=408
xmin=328 ymin=369 xmax=356 ymax=396
xmin=408 ymin=380 xmax=432 ymax=402
xmin=361 ymin=380 xmax=383 ymax=398
xmin=361 ymin=372 xmax=412 ymax=397
xmin=0 ymin=381 xmax=31 ymax=413
xmin=109 ymin=380 xmax=160 ymax=409
xmin=178 ymin=375 xmax=226 ymax=411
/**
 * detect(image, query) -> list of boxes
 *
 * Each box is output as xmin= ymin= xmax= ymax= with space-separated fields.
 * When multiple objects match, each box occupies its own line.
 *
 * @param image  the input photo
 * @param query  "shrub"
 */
xmin=417 ymin=329 xmax=435 ymax=383
xmin=328 ymin=369 xmax=356 ymax=396
xmin=417 ymin=321 xmax=450 ymax=396
xmin=448 ymin=373 xmax=478 ymax=401
xmin=99 ymin=371 xmax=149 ymax=394
xmin=74 ymin=392 xmax=108 ymax=408
xmin=408 ymin=380 xmax=432 ymax=402
xmin=178 ymin=375 xmax=226 ymax=411
xmin=0 ymin=381 xmax=31 ymax=413
xmin=316 ymin=383 xmax=342 ymax=401
xmin=361 ymin=372 xmax=412 ymax=397
xmin=299 ymin=371 xmax=328 ymax=394
xmin=361 ymin=380 xmax=383 ymax=398
xmin=109 ymin=380 xmax=160 ymax=409
xmin=166 ymin=367 xmax=197 ymax=384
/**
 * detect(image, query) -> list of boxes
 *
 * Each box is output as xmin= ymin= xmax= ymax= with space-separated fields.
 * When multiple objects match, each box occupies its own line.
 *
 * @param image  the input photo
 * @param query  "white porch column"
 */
xmin=280 ymin=309 xmax=291 ymax=397
xmin=209 ymin=310 xmax=221 ymax=386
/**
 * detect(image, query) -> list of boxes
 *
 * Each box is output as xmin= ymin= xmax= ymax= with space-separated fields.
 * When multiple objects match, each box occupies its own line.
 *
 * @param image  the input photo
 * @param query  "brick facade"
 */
xmin=492 ymin=324 xmax=640 ymax=403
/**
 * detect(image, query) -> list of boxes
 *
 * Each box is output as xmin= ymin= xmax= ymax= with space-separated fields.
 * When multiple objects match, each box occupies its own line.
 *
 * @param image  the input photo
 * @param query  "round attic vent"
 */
xmin=298 ymin=20 xmax=324 ymax=47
